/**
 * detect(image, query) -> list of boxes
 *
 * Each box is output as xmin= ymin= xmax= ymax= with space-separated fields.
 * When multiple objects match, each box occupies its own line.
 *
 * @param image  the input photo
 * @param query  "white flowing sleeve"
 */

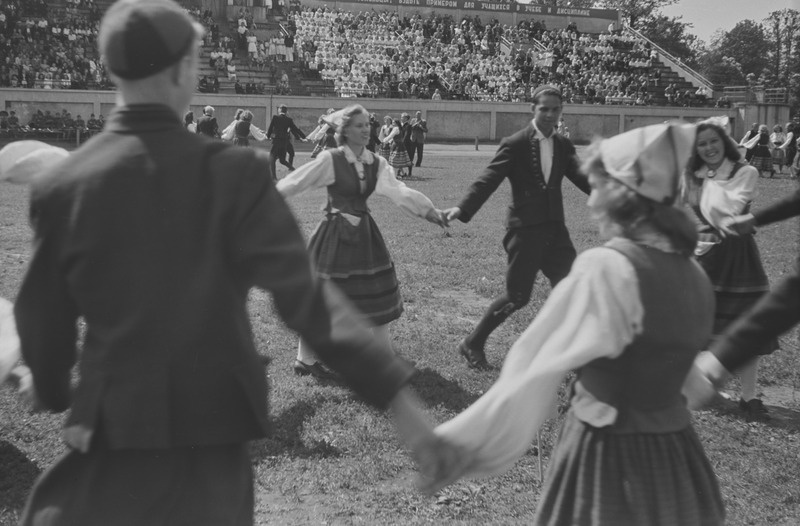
xmin=373 ymin=156 xmax=437 ymax=219
xmin=249 ymin=124 xmax=268 ymax=142
xmin=434 ymin=247 xmax=643 ymax=478
xmin=0 ymin=297 xmax=20 ymax=384
xmin=275 ymin=150 xmax=336 ymax=198
xmin=382 ymin=127 xmax=399 ymax=144
xmin=220 ymin=120 xmax=236 ymax=141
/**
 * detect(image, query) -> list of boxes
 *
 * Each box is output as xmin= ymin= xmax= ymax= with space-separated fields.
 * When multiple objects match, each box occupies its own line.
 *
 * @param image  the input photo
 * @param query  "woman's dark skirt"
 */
xmin=749 ymin=145 xmax=773 ymax=172
xmin=378 ymin=142 xmax=391 ymax=159
xmin=697 ymin=233 xmax=777 ymax=354
xmin=20 ymin=442 xmax=253 ymax=526
xmin=533 ymin=412 xmax=725 ymax=526
xmin=233 ymin=136 xmax=250 ymax=147
xmin=388 ymin=143 xmax=412 ymax=169
xmin=308 ymin=213 xmax=403 ymax=326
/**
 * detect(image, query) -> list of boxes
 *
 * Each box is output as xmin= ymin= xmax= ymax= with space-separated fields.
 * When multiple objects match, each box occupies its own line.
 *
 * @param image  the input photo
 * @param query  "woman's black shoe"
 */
xmin=293 ymin=360 xmax=339 ymax=381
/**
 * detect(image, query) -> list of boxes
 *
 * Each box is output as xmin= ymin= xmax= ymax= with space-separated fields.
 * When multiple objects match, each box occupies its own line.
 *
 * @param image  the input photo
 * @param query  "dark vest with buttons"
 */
xmin=571 ymin=238 xmax=714 ymax=434
xmin=325 ymin=149 xmax=379 ymax=216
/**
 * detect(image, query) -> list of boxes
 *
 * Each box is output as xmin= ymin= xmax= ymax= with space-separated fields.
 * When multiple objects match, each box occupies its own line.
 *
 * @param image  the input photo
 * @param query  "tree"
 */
xmin=637 ymin=14 xmax=696 ymax=61
xmin=715 ymin=20 xmax=770 ymax=80
xmin=593 ymin=0 xmax=678 ymax=30
xmin=763 ymin=9 xmax=800 ymax=86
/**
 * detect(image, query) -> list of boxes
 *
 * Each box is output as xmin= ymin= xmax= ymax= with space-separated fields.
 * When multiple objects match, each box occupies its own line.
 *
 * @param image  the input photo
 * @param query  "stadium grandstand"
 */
xmin=1 ymin=0 xmax=720 ymax=106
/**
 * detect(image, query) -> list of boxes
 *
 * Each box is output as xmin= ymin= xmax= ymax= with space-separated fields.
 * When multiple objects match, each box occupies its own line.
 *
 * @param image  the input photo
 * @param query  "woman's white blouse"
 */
xmin=434 ymin=246 xmax=644 ymax=478
xmin=276 ymin=146 xmax=436 ymax=220
xmin=696 ymin=158 xmax=758 ymax=230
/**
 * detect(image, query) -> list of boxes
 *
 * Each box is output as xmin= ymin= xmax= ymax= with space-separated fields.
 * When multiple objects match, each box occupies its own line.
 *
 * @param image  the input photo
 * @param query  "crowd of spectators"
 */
xmin=291 ymin=6 xmax=714 ymax=107
xmin=0 ymin=0 xmax=715 ymax=106
xmin=0 ymin=107 xmax=105 ymax=141
xmin=0 ymin=0 xmax=113 ymax=90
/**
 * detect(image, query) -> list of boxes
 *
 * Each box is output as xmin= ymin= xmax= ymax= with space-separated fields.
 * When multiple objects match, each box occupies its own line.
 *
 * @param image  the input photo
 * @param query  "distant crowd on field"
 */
xmin=0 ymin=108 xmax=105 ymax=140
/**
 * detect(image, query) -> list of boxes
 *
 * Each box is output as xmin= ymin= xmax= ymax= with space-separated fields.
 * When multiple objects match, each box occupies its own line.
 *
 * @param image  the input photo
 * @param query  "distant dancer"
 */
xmin=267 ymin=104 xmax=306 ymax=173
xmin=195 ymin=105 xmax=220 ymax=138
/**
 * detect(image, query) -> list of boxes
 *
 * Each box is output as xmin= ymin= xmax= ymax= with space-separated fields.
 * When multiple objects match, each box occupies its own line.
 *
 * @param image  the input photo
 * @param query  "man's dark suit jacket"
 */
xmin=457 ymin=123 xmax=590 ymax=228
xmin=195 ymin=113 xmax=218 ymax=137
xmin=14 ymin=104 xmax=413 ymax=452
xmin=267 ymin=113 xmax=305 ymax=141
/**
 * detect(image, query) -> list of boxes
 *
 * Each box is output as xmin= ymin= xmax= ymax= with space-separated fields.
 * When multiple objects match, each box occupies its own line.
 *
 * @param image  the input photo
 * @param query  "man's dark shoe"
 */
xmin=458 ymin=340 xmax=491 ymax=370
xmin=293 ymin=360 xmax=339 ymax=380
xmin=738 ymin=397 xmax=770 ymax=421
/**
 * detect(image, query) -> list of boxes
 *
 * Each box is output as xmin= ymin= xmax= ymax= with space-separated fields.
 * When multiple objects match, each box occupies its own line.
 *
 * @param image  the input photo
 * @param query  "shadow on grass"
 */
xmin=0 ymin=440 xmax=40 ymax=515
xmin=708 ymin=398 xmax=800 ymax=432
xmin=411 ymin=367 xmax=481 ymax=412
xmin=250 ymin=395 xmax=345 ymax=460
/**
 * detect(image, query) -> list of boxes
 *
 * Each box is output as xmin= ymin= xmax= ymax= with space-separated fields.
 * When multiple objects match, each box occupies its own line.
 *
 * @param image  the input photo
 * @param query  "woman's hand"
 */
xmin=426 ymin=208 xmax=449 ymax=228
xmin=416 ymin=436 xmax=473 ymax=495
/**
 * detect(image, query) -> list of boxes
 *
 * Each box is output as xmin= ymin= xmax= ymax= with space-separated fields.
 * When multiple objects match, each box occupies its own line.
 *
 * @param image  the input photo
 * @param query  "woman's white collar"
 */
xmin=342 ymin=145 xmax=374 ymax=165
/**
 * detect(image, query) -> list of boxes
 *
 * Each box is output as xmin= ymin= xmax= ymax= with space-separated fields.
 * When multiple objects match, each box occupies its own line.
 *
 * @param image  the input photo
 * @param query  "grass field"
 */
xmin=1 ymin=143 xmax=799 ymax=525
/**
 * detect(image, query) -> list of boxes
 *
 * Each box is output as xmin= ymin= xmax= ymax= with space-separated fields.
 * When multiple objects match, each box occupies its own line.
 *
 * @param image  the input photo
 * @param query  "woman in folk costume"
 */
xmin=770 ymin=124 xmax=787 ymax=174
xmin=422 ymin=123 xmax=725 ymax=526
xmin=743 ymin=124 xmax=774 ymax=178
xmin=383 ymin=118 xmax=412 ymax=178
xmin=277 ymin=104 xmax=447 ymax=379
xmin=0 ymin=141 xmax=69 ymax=394
xmin=220 ymin=108 xmax=244 ymax=140
xmin=776 ymin=122 xmax=796 ymax=174
xmin=307 ymin=109 xmax=337 ymax=159
xmin=683 ymin=120 xmax=776 ymax=420
xmin=377 ymin=115 xmax=393 ymax=159
xmin=230 ymin=110 xmax=267 ymax=147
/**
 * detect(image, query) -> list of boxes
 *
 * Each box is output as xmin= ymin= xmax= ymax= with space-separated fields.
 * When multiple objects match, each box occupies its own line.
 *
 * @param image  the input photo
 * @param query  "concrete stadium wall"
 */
xmin=2 ymin=88 xmax=773 ymax=144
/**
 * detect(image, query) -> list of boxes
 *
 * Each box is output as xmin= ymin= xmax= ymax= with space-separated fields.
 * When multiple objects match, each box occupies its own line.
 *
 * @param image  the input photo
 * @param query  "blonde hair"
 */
xmin=582 ymin=142 xmax=698 ymax=256
xmin=336 ymin=104 xmax=368 ymax=146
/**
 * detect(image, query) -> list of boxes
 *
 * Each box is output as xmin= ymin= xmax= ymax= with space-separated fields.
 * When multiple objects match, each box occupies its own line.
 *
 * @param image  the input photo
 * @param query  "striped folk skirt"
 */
xmin=308 ymin=212 xmax=403 ymax=326
xmin=533 ymin=412 xmax=725 ymax=526
xmin=388 ymin=142 xmax=412 ymax=169
xmin=378 ymin=142 xmax=391 ymax=159
xmin=697 ymin=233 xmax=777 ymax=354
xmin=749 ymin=145 xmax=773 ymax=172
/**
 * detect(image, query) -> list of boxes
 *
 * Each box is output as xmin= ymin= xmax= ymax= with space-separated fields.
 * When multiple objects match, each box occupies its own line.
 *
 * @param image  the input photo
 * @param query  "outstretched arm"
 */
xmin=374 ymin=157 xmax=446 ymax=227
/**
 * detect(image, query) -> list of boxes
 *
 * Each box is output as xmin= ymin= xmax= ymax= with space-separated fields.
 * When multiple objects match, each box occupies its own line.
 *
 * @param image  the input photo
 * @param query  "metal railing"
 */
xmin=624 ymin=26 xmax=715 ymax=92
xmin=722 ymin=86 xmax=788 ymax=104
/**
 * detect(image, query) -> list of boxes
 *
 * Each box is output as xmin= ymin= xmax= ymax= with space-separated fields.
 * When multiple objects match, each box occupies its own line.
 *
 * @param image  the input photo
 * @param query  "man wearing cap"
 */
xmin=13 ymin=0 xmax=437 ymax=523
xmin=196 ymin=104 xmax=220 ymax=138
xmin=267 ymin=104 xmax=306 ymax=173
xmin=444 ymin=85 xmax=590 ymax=369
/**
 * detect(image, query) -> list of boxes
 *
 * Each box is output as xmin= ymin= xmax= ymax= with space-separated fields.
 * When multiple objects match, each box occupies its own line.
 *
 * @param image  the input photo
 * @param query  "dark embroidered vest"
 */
xmin=325 ymin=149 xmax=379 ymax=216
xmin=571 ymin=238 xmax=714 ymax=434
xmin=234 ymin=120 xmax=250 ymax=138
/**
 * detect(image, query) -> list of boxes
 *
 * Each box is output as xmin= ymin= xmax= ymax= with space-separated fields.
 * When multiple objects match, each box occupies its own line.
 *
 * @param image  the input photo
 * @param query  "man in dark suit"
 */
xmin=267 ymin=104 xmax=306 ymax=173
xmin=195 ymin=104 xmax=220 ymax=138
xmin=13 ymin=1 xmax=437 ymax=523
xmin=693 ymin=188 xmax=800 ymax=398
xmin=444 ymin=85 xmax=590 ymax=369
xmin=409 ymin=110 xmax=427 ymax=168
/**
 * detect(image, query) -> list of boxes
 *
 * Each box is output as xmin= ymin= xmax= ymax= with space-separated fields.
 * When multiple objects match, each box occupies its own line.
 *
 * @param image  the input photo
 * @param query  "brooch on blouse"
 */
xmin=706 ymin=169 xmax=717 ymax=179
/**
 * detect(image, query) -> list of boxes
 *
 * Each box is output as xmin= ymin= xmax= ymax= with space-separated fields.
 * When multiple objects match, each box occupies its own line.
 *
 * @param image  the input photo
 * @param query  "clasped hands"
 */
xmin=425 ymin=207 xmax=463 ymax=230
xmin=718 ymin=213 xmax=756 ymax=237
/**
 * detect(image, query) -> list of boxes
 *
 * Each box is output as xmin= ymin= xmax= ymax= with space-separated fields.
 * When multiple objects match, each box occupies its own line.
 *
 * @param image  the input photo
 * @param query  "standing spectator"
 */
xmin=443 ymin=85 xmax=590 ymax=369
xmin=12 ymin=2 xmax=438 ymax=524
xmin=408 ymin=110 xmax=427 ymax=168
xmin=266 ymin=104 xmax=306 ymax=173
xmin=195 ymin=105 xmax=219 ymax=138
xmin=770 ymin=124 xmax=787 ymax=174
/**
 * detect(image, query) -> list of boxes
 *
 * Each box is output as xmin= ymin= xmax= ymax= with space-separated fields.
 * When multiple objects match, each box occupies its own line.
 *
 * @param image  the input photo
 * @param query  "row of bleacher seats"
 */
xmin=0 ymin=0 xmax=713 ymax=107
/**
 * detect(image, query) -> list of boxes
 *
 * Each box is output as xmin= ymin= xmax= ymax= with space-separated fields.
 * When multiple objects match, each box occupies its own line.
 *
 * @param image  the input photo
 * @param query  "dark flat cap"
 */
xmin=99 ymin=0 xmax=200 ymax=80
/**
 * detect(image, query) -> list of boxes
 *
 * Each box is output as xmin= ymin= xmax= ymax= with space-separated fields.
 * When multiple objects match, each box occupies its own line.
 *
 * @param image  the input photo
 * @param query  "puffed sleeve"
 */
xmin=249 ymin=124 xmax=267 ymax=142
xmin=434 ymin=246 xmax=643 ymax=478
xmin=699 ymin=164 xmax=758 ymax=228
xmin=275 ymin=150 xmax=336 ymax=197
xmin=373 ymin=156 xmax=437 ymax=219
